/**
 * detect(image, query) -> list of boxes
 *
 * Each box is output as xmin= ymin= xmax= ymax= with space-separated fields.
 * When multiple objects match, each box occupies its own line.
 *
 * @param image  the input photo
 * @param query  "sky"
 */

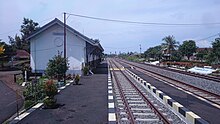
xmin=0 ymin=0 xmax=220 ymax=54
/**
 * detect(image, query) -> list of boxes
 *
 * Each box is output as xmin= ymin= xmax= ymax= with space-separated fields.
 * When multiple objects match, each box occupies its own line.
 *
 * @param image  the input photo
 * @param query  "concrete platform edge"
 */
xmin=125 ymin=68 xmax=209 ymax=124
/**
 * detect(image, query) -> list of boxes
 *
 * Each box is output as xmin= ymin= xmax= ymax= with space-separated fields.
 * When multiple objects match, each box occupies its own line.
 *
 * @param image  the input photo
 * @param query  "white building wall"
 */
xmin=66 ymin=31 xmax=86 ymax=74
xmin=30 ymin=24 xmax=86 ymax=74
xmin=88 ymin=54 xmax=93 ymax=62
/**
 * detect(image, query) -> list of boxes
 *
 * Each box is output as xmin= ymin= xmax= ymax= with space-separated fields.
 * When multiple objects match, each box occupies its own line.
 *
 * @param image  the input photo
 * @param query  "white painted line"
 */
xmin=108 ymin=96 xmax=113 ymax=100
xmin=59 ymin=86 xmax=65 ymax=90
xmin=177 ymin=87 xmax=182 ymax=90
xmin=108 ymin=113 xmax=116 ymax=121
xmin=108 ymin=80 xmax=112 ymax=83
xmin=108 ymin=83 xmax=112 ymax=86
xmin=108 ymin=90 xmax=113 ymax=94
xmin=196 ymin=96 xmax=207 ymax=101
xmin=108 ymin=103 xmax=115 ymax=108
xmin=108 ymin=86 xmax=112 ymax=89
xmin=32 ymin=103 xmax=43 ymax=109
xmin=66 ymin=83 xmax=70 ymax=86
xmin=14 ymin=112 xmax=30 ymax=120
xmin=58 ymin=90 xmax=60 ymax=93
xmin=211 ymin=103 xmax=220 ymax=109
xmin=185 ymin=91 xmax=193 ymax=95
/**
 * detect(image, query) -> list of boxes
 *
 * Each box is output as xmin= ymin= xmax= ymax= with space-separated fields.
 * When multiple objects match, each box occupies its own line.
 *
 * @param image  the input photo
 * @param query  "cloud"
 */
xmin=196 ymin=40 xmax=212 ymax=48
xmin=0 ymin=0 xmax=220 ymax=52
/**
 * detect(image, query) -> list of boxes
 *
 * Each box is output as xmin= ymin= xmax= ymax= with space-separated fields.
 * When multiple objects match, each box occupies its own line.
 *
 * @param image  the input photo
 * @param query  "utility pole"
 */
xmin=64 ymin=12 xmax=67 ymax=83
xmin=139 ymin=44 xmax=142 ymax=54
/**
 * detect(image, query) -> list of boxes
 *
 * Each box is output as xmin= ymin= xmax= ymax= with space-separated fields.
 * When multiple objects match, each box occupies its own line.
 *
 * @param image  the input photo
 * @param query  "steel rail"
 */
xmin=118 ymin=59 xmax=220 ymax=106
xmin=109 ymin=60 xmax=136 ymax=124
xmin=138 ymin=60 xmax=220 ymax=83
xmin=111 ymin=59 xmax=171 ymax=124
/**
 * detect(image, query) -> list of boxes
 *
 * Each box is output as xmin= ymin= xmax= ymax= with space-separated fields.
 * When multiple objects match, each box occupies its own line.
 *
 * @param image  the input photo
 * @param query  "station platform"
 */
xmin=18 ymin=61 xmax=108 ymax=124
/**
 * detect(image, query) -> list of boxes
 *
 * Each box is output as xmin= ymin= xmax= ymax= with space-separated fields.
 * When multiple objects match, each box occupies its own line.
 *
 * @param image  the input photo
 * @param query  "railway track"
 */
xmin=117 ymin=59 xmax=220 ymax=108
xmin=108 ymin=59 xmax=184 ymax=124
xmin=145 ymin=62 xmax=220 ymax=83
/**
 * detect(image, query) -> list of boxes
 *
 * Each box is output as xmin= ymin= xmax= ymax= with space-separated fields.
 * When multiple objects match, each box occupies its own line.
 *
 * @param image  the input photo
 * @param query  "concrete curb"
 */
xmin=108 ymin=65 xmax=117 ymax=124
xmin=9 ymin=82 xmax=72 ymax=124
xmin=125 ymin=69 xmax=209 ymax=124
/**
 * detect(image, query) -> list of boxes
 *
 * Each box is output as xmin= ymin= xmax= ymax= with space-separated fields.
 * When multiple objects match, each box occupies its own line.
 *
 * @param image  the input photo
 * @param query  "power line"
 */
xmin=67 ymin=13 xmax=220 ymax=26
xmin=104 ymin=46 xmax=137 ymax=49
xmin=197 ymin=33 xmax=220 ymax=41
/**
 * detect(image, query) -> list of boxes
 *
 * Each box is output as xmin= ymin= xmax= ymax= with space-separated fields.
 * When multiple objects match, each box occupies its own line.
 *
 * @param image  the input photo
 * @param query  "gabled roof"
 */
xmin=15 ymin=50 xmax=29 ymax=58
xmin=27 ymin=18 xmax=103 ymax=51
xmin=196 ymin=48 xmax=212 ymax=52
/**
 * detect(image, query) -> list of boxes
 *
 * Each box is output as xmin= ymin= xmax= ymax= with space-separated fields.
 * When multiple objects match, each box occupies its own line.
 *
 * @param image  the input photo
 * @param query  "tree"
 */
xmin=144 ymin=45 xmax=162 ymax=60
xmin=0 ymin=40 xmax=16 ymax=68
xmin=9 ymin=35 xmax=22 ymax=50
xmin=171 ymin=50 xmax=182 ymax=61
xmin=20 ymin=18 xmax=39 ymax=40
xmin=45 ymin=52 xmax=69 ymax=81
xmin=9 ymin=18 xmax=39 ymax=52
xmin=179 ymin=40 xmax=197 ymax=60
xmin=196 ymin=49 xmax=209 ymax=61
xmin=0 ymin=40 xmax=16 ymax=59
xmin=207 ymin=37 xmax=220 ymax=64
xmin=161 ymin=35 xmax=179 ymax=60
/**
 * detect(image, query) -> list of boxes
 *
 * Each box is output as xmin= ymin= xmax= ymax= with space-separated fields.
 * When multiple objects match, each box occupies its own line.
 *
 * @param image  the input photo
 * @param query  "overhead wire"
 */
xmin=197 ymin=33 xmax=220 ymax=41
xmin=104 ymin=46 xmax=137 ymax=49
xmin=67 ymin=13 xmax=220 ymax=26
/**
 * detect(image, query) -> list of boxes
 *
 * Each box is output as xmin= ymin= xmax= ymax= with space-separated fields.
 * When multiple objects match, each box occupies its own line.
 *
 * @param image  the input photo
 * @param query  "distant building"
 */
xmin=14 ymin=50 xmax=30 ymax=60
xmin=183 ymin=47 xmax=212 ymax=61
xmin=196 ymin=48 xmax=212 ymax=53
xmin=162 ymin=48 xmax=171 ymax=60
xmin=7 ymin=50 xmax=30 ymax=67
xmin=27 ymin=18 xmax=104 ymax=74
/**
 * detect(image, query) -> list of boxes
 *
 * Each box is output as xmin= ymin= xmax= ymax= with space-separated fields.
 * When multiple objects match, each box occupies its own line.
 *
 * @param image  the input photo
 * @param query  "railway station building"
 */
xmin=27 ymin=18 xmax=104 ymax=74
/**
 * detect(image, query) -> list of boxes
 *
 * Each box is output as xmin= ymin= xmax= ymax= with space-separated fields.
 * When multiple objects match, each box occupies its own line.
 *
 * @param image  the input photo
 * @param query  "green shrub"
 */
xmin=24 ymin=100 xmax=35 ymax=109
xmin=75 ymin=74 xmax=80 ymax=85
xmin=83 ymin=66 xmax=89 ymax=76
xmin=45 ymin=52 xmax=69 ymax=81
xmin=43 ymin=98 xmax=57 ymax=109
xmin=44 ymin=80 xmax=58 ymax=99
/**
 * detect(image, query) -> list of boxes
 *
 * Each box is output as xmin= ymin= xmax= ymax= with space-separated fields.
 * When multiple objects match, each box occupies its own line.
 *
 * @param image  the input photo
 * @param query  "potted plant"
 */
xmin=83 ymin=66 xmax=89 ymax=76
xmin=75 ymin=74 xmax=80 ymax=85
xmin=43 ymin=80 xmax=58 ymax=108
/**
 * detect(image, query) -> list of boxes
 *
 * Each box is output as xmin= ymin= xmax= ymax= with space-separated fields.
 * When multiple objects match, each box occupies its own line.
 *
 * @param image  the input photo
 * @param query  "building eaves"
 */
xmin=26 ymin=18 xmax=96 ymax=46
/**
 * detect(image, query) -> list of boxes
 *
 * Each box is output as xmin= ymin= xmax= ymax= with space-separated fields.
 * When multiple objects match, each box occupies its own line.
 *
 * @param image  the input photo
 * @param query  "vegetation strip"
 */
xmin=9 ymin=82 xmax=71 ymax=124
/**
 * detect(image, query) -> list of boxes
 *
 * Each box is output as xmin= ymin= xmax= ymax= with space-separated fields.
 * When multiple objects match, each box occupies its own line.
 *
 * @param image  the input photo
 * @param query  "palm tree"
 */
xmin=161 ymin=35 xmax=179 ymax=60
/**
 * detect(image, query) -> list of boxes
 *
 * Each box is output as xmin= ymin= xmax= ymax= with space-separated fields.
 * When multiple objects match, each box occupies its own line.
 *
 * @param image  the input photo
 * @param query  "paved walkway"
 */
xmin=18 ymin=61 xmax=108 ymax=124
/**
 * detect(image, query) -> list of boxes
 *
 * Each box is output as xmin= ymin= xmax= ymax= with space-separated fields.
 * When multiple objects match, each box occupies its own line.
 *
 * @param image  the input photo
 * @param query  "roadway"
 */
xmin=0 ymin=81 xmax=23 ymax=123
